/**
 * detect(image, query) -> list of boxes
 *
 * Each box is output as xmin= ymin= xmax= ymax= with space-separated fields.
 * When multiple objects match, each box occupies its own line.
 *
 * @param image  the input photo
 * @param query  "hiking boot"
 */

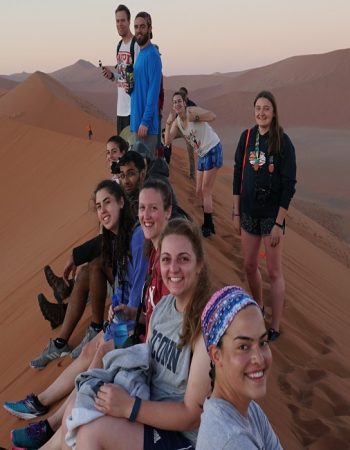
xmin=38 ymin=293 xmax=68 ymax=329
xmin=201 ymin=223 xmax=216 ymax=238
xmin=70 ymin=325 xmax=99 ymax=359
xmin=44 ymin=265 xmax=74 ymax=303
xmin=3 ymin=394 xmax=49 ymax=420
xmin=11 ymin=420 xmax=54 ymax=448
xmin=30 ymin=339 xmax=70 ymax=369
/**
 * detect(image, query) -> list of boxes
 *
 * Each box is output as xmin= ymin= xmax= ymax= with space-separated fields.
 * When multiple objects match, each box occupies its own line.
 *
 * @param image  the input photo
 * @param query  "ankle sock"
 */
xmin=54 ymin=338 xmax=67 ymax=348
xmin=90 ymin=321 xmax=103 ymax=332
xmin=32 ymin=395 xmax=46 ymax=409
xmin=203 ymin=212 xmax=213 ymax=228
xmin=43 ymin=419 xmax=54 ymax=438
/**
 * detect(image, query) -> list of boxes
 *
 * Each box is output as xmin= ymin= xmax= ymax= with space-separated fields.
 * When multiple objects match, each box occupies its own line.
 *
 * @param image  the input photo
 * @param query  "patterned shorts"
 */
xmin=241 ymin=212 xmax=285 ymax=236
xmin=197 ymin=142 xmax=223 ymax=171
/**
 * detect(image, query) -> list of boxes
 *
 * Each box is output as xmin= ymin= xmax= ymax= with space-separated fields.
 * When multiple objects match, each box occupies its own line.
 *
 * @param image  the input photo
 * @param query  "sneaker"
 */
xmin=37 ymin=293 xmax=68 ymax=329
xmin=70 ymin=325 xmax=99 ymax=359
xmin=30 ymin=339 xmax=70 ymax=369
xmin=3 ymin=394 xmax=49 ymax=420
xmin=44 ymin=265 xmax=74 ymax=303
xmin=268 ymin=328 xmax=281 ymax=342
xmin=11 ymin=420 xmax=54 ymax=448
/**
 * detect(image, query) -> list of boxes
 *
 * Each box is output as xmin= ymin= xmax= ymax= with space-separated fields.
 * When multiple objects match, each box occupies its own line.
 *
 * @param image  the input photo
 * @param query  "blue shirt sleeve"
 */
xmin=141 ymin=48 xmax=162 ymax=129
xmin=126 ymin=225 xmax=148 ymax=309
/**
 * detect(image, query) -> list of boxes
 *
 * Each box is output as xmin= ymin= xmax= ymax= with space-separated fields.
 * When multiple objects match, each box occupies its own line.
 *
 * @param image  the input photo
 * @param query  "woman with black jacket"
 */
xmin=232 ymin=91 xmax=296 ymax=342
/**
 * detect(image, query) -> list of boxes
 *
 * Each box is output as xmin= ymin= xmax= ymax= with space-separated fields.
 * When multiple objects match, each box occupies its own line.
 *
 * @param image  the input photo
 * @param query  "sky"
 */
xmin=1 ymin=0 xmax=349 ymax=76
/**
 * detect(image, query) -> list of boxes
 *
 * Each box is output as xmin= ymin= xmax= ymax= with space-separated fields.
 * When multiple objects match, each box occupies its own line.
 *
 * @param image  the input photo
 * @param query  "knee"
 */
xmin=88 ymin=256 xmax=102 ymax=274
xmin=266 ymin=265 xmax=283 ymax=282
xmin=76 ymin=265 xmax=89 ymax=283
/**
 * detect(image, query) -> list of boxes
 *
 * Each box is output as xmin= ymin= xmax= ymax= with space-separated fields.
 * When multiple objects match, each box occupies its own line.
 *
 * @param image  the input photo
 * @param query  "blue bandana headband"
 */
xmin=201 ymin=286 xmax=259 ymax=351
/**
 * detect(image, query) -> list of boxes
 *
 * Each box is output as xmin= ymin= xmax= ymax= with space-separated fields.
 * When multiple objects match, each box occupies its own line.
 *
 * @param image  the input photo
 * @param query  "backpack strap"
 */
xmin=130 ymin=36 xmax=136 ymax=64
xmin=116 ymin=39 xmax=123 ymax=56
xmin=240 ymin=128 xmax=251 ymax=194
xmin=117 ymin=37 xmax=136 ymax=65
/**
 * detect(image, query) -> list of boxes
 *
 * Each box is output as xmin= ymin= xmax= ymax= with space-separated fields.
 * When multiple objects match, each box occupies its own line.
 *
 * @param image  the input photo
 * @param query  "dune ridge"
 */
xmin=0 ymin=57 xmax=350 ymax=448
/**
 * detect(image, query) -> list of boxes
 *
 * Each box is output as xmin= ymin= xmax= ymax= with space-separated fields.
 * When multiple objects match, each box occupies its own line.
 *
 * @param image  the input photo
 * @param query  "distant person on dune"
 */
xmin=165 ymin=90 xmax=223 ymax=237
xmin=197 ymin=286 xmax=283 ymax=449
xmin=87 ymin=124 xmax=93 ymax=140
xmin=232 ymin=91 xmax=297 ymax=342
xmin=130 ymin=11 xmax=162 ymax=160
xmin=100 ymin=4 xmax=140 ymax=134
xmin=179 ymin=86 xmax=197 ymax=179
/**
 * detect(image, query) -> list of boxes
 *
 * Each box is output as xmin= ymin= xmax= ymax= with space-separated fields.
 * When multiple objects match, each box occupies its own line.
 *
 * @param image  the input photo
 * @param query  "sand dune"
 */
xmin=1 ymin=133 xmax=349 ymax=448
xmin=1 ymin=51 xmax=350 ymax=449
xmin=0 ymin=71 xmax=114 ymax=140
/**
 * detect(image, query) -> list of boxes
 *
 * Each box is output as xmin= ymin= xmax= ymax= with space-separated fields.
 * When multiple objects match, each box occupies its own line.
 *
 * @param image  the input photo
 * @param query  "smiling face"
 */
xmin=118 ymin=161 xmax=144 ymax=195
xmin=95 ymin=188 xmax=124 ymax=234
xmin=172 ymin=94 xmax=186 ymax=116
xmin=210 ymin=306 xmax=271 ymax=415
xmin=138 ymin=188 xmax=171 ymax=246
xmin=106 ymin=141 xmax=124 ymax=166
xmin=115 ymin=10 xmax=130 ymax=38
xmin=160 ymin=234 xmax=201 ymax=303
xmin=254 ymin=97 xmax=274 ymax=134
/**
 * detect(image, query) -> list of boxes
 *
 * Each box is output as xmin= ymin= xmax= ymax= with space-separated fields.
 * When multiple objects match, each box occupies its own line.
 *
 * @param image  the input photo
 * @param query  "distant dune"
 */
xmin=0 ymin=50 xmax=350 ymax=449
xmin=0 ymin=71 xmax=113 ymax=140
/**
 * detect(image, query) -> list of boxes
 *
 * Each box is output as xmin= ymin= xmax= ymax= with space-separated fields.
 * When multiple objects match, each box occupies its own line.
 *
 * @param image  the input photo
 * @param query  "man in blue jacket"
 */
xmin=130 ymin=12 xmax=162 ymax=160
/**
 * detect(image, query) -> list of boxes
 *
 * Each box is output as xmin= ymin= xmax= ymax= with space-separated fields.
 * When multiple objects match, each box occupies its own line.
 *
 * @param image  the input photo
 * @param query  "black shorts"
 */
xmin=144 ymin=425 xmax=194 ymax=450
xmin=117 ymin=115 xmax=130 ymax=135
xmin=241 ymin=212 xmax=285 ymax=236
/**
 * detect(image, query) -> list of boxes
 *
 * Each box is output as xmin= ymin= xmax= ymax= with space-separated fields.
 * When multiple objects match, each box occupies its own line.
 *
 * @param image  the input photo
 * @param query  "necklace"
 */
xmin=249 ymin=129 xmax=274 ymax=173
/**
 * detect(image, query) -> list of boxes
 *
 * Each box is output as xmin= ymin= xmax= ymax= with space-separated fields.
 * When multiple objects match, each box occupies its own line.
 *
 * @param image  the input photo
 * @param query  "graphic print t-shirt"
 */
xmin=116 ymin=39 xmax=140 ymax=117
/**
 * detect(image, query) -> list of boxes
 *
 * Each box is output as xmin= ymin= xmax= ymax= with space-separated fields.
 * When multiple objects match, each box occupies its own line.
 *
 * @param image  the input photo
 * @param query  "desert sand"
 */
xmin=1 ymin=55 xmax=350 ymax=449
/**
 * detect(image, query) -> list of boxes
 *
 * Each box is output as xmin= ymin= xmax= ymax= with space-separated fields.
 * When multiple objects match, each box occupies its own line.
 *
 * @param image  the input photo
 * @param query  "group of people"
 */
xmin=3 ymin=5 xmax=297 ymax=450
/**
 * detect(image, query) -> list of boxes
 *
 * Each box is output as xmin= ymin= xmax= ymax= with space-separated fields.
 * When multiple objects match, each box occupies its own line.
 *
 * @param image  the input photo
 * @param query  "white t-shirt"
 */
xmin=115 ymin=38 xmax=140 ymax=117
xmin=176 ymin=116 xmax=220 ymax=157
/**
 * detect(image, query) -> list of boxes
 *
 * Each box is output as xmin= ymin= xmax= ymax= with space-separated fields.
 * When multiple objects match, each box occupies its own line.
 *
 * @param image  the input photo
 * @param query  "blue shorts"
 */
xmin=144 ymin=425 xmax=194 ymax=449
xmin=197 ymin=142 xmax=223 ymax=171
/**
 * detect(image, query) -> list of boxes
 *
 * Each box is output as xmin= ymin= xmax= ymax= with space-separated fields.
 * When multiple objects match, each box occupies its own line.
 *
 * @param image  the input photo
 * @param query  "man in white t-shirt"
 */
xmin=101 ymin=4 xmax=140 ymax=134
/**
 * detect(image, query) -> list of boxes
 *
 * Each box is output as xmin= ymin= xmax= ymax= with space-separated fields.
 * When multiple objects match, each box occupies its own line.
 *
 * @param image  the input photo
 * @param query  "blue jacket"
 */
xmin=131 ymin=43 xmax=162 ymax=135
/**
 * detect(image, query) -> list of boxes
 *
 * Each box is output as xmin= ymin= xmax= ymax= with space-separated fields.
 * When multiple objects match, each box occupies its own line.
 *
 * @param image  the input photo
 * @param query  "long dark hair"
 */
xmin=93 ymin=180 xmax=135 ymax=282
xmin=159 ymin=218 xmax=212 ymax=349
xmin=254 ymin=90 xmax=284 ymax=156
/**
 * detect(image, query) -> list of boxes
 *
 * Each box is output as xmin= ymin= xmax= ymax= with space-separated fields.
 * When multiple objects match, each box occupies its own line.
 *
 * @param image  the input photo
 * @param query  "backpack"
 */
xmin=116 ymin=37 xmax=136 ymax=65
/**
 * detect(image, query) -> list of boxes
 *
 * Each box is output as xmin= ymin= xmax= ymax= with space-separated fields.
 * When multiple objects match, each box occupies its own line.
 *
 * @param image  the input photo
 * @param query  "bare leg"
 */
xmin=88 ymin=339 xmax=114 ymax=369
xmin=88 ymin=256 xmax=113 ymax=324
xmin=263 ymin=234 xmax=285 ymax=331
xmin=58 ymin=265 xmax=89 ymax=341
xmin=77 ymin=416 xmax=144 ymax=450
xmin=186 ymin=142 xmax=195 ymax=178
xmin=241 ymin=229 xmax=263 ymax=308
xmin=201 ymin=167 xmax=219 ymax=213
xmin=196 ymin=170 xmax=203 ymax=203
xmin=37 ymin=332 xmax=105 ymax=407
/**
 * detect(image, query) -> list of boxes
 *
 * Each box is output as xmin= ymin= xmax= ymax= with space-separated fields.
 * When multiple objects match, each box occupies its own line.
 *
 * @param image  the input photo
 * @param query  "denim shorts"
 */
xmin=241 ymin=212 xmax=285 ymax=236
xmin=197 ymin=142 xmax=223 ymax=171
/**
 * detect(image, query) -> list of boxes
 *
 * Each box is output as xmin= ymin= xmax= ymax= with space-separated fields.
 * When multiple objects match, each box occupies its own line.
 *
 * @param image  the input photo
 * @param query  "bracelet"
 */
xmin=274 ymin=221 xmax=284 ymax=229
xmin=128 ymin=396 xmax=142 ymax=422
